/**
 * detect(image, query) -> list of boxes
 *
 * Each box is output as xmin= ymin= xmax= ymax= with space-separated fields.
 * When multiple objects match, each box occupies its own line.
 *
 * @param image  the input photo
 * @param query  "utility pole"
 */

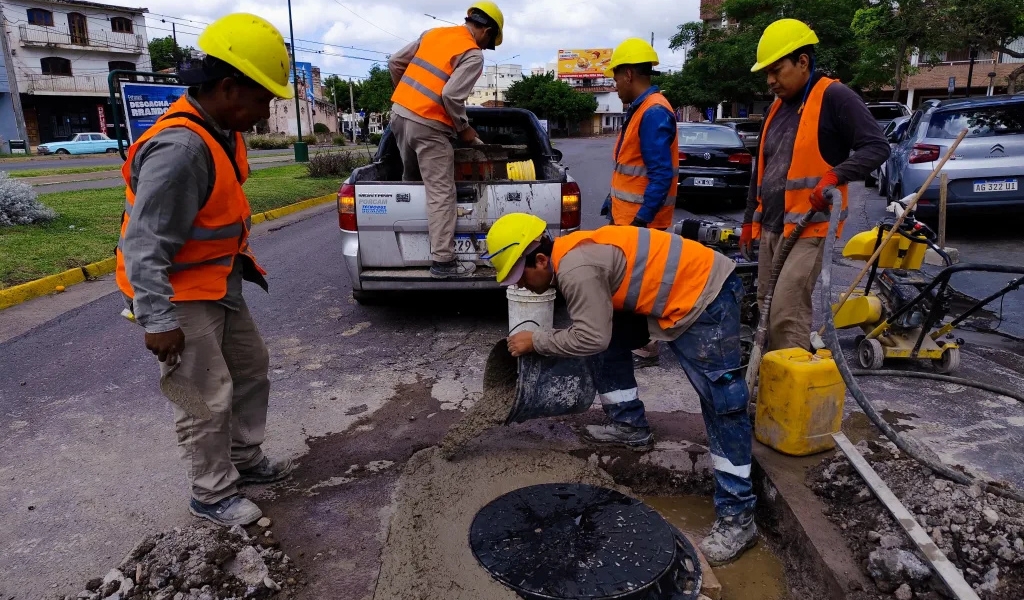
xmin=332 ymin=85 xmax=340 ymax=134
xmin=349 ymin=79 xmax=357 ymax=144
xmin=651 ymin=32 xmax=654 ymax=46
xmin=966 ymin=47 xmax=977 ymax=97
xmin=0 ymin=2 xmax=29 ymax=149
xmin=286 ymin=0 xmax=307 ymax=161
xmin=172 ymin=22 xmax=177 ymax=44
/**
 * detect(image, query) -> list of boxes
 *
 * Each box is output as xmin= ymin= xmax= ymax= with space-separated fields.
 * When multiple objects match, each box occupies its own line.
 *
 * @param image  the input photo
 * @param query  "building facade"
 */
xmin=467 ymin=63 xmax=522 ymax=106
xmin=1 ymin=0 xmax=153 ymax=145
xmin=883 ymin=43 xmax=1024 ymax=108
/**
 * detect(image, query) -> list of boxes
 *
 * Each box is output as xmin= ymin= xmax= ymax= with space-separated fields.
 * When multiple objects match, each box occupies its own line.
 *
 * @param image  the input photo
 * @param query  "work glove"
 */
xmin=630 ymin=218 xmax=649 ymax=228
xmin=809 ymin=171 xmax=840 ymax=213
xmin=739 ymin=222 xmax=754 ymax=262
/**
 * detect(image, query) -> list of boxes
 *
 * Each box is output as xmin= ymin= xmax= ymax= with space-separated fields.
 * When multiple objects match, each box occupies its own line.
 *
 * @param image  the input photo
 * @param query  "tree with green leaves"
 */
xmin=944 ymin=0 xmax=1024 ymax=91
xmin=358 ymin=65 xmax=395 ymax=117
xmin=148 ymin=36 xmax=194 ymax=72
xmin=504 ymin=73 xmax=598 ymax=130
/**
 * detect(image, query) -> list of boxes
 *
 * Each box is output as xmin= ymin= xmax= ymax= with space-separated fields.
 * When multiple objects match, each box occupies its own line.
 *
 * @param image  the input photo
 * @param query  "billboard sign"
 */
xmin=557 ymin=49 xmax=613 ymax=79
xmin=119 ymin=81 xmax=189 ymax=143
xmin=290 ymin=61 xmax=315 ymax=101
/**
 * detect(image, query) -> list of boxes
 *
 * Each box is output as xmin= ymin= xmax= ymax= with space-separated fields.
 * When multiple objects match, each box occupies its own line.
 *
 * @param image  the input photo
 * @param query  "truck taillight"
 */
xmin=561 ymin=181 xmax=581 ymax=229
xmin=909 ymin=143 xmax=940 ymax=164
xmin=338 ymin=183 xmax=357 ymax=231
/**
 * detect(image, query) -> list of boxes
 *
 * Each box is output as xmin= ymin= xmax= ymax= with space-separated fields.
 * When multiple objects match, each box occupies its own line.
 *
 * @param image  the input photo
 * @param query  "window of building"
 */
xmin=68 ymin=12 xmax=89 ymax=45
xmin=110 ymin=17 xmax=133 ymax=34
xmin=27 ymin=8 xmax=54 ymax=26
xmin=108 ymin=61 xmax=135 ymax=72
xmin=41 ymin=57 xmax=72 ymax=76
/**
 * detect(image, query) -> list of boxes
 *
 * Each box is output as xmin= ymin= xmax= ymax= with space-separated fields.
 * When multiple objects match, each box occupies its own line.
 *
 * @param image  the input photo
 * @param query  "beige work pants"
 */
xmin=161 ymin=299 xmax=270 ymax=504
xmin=756 ymin=231 xmax=825 ymax=352
xmin=391 ymin=115 xmax=457 ymax=263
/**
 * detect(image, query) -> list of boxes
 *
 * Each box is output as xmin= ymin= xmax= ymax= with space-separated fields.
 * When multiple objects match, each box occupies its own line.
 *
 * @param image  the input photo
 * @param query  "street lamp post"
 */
xmin=490 ymin=54 xmax=519 ymax=106
xmin=966 ymin=46 xmax=978 ymax=97
xmin=988 ymin=71 xmax=998 ymax=96
xmin=287 ymin=0 xmax=308 ymax=162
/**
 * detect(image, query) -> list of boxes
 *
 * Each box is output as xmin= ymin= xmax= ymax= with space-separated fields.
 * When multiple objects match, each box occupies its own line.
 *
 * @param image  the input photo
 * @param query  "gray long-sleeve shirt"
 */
xmin=121 ymin=93 xmax=247 ymax=334
xmin=532 ymin=243 xmax=736 ymax=357
xmin=744 ymin=76 xmax=890 ymax=233
xmin=388 ymin=26 xmax=483 ymax=135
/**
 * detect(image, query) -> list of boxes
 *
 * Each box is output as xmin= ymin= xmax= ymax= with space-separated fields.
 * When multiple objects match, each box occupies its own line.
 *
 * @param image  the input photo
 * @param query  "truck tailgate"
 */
xmin=354 ymin=181 xmax=563 ymax=268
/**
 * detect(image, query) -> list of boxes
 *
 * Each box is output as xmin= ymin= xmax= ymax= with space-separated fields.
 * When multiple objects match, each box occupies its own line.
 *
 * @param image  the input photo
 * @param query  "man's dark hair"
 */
xmin=614 ymin=63 xmax=654 ymax=78
xmin=784 ymin=45 xmax=815 ymax=67
xmin=180 ymin=55 xmax=264 ymax=95
xmin=523 ymin=235 xmax=554 ymax=268
xmin=465 ymin=9 xmax=499 ymax=49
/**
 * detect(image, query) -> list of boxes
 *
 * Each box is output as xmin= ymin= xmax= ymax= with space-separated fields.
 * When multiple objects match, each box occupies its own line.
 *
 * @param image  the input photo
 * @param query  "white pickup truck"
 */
xmin=337 ymin=107 xmax=582 ymax=303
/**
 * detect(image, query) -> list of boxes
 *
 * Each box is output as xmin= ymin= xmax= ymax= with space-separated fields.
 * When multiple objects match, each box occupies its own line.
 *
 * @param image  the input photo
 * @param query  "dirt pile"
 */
xmin=810 ymin=439 xmax=1024 ymax=599
xmin=438 ymin=341 xmax=518 ymax=460
xmin=61 ymin=521 xmax=303 ymax=600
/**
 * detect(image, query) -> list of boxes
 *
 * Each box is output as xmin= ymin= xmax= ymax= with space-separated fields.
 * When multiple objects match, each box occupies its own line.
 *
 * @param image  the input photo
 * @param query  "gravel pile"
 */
xmin=810 ymin=439 xmax=1024 ymax=599
xmin=60 ymin=520 xmax=303 ymax=600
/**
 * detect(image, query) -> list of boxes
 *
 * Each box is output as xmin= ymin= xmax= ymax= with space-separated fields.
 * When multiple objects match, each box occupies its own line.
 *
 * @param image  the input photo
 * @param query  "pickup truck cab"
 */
xmin=337 ymin=107 xmax=582 ymax=303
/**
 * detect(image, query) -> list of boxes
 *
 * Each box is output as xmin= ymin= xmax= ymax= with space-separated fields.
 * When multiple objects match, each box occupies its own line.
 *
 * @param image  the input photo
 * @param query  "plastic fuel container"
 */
xmin=755 ymin=348 xmax=847 ymax=456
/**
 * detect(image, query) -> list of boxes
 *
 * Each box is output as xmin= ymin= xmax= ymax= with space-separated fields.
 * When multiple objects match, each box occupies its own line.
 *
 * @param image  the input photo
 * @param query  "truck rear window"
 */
xmin=868 ymin=106 xmax=907 ymax=120
xmin=927 ymin=101 xmax=1024 ymax=138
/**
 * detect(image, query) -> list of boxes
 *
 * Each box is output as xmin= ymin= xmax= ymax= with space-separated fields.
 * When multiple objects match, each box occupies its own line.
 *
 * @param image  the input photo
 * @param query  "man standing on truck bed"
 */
xmin=388 ymin=2 xmax=505 ymax=279
xmin=739 ymin=19 xmax=888 ymax=351
xmin=485 ymin=213 xmax=759 ymax=566
xmin=115 ymin=14 xmax=295 ymax=527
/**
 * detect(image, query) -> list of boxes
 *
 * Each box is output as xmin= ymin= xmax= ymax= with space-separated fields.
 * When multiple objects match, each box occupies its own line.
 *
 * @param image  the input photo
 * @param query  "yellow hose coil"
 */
xmin=507 ymin=159 xmax=537 ymax=181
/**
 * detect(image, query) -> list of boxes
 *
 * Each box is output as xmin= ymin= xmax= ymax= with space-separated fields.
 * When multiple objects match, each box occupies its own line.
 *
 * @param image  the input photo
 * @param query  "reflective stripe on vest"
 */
xmin=390 ymin=26 xmax=479 ymax=128
xmin=551 ymin=226 xmax=715 ymax=330
xmin=115 ymin=95 xmax=265 ymax=303
xmin=754 ymin=76 xmax=850 ymax=240
xmin=609 ymin=92 xmax=679 ymax=229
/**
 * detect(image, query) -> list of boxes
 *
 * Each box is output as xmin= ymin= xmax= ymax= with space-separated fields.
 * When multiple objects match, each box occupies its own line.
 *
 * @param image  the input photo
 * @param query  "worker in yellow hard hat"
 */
xmin=600 ymin=38 xmax=680 ymax=370
xmin=388 ymin=2 xmax=505 ymax=279
xmin=740 ymin=18 xmax=888 ymax=352
xmin=115 ymin=13 xmax=295 ymax=528
xmin=484 ymin=213 xmax=758 ymax=566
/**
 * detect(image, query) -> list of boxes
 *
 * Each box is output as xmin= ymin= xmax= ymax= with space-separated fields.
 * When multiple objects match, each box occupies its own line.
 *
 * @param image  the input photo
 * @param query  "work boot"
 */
xmin=430 ymin=260 xmax=477 ymax=279
xmin=238 ymin=456 xmax=295 ymax=485
xmin=700 ymin=511 xmax=758 ymax=566
xmin=583 ymin=423 xmax=653 ymax=449
xmin=189 ymin=494 xmax=262 ymax=527
xmin=632 ymin=342 xmax=661 ymax=368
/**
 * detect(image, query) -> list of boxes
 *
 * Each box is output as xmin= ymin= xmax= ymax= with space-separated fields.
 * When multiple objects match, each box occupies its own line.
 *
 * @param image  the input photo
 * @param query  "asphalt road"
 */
xmin=1 ymin=136 xmax=1022 ymax=599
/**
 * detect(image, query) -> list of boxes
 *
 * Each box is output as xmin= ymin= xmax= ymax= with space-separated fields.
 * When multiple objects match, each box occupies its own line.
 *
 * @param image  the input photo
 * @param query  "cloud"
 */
xmin=107 ymin=0 xmax=699 ymax=79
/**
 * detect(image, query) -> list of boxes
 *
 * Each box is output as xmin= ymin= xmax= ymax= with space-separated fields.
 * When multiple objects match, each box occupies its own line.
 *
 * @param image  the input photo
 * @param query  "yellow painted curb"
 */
xmin=0 ymin=192 xmax=338 ymax=311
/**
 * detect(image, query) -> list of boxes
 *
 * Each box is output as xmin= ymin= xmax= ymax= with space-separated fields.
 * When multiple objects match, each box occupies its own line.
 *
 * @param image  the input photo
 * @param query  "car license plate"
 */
xmin=454 ymin=235 xmax=486 ymax=257
xmin=694 ymin=178 xmax=715 ymax=187
xmin=973 ymin=179 xmax=1018 ymax=193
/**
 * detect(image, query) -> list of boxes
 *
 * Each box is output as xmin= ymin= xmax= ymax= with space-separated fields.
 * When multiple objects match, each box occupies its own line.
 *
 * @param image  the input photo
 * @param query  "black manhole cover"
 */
xmin=469 ymin=483 xmax=702 ymax=600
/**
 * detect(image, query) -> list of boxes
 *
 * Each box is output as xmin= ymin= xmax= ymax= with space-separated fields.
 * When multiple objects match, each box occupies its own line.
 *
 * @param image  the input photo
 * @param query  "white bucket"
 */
xmin=506 ymin=286 xmax=556 ymax=334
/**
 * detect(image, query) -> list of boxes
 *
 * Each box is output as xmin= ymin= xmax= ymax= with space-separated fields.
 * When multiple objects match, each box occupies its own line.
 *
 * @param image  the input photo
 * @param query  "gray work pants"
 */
xmin=390 ymin=114 xmax=457 ymax=263
xmin=160 ymin=299 xmax=270 ymax=504
xmin=756 ymin=231 xmax=825 ymax=352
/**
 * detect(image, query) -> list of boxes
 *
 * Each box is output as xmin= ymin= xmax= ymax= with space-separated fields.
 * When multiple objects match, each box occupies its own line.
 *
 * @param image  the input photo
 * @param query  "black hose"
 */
xmin=819 ymin=187 xmax=1024 ymax=503
xmin=851 ymin=369 xmax=1024 ymax=405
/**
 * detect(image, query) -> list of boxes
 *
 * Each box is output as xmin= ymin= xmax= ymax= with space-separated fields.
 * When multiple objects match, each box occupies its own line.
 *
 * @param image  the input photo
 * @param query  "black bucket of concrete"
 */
xmin=470 ymin=483 xmax=702 ymax=599
xmin=483 ymin=340 xmax=596 ymax=425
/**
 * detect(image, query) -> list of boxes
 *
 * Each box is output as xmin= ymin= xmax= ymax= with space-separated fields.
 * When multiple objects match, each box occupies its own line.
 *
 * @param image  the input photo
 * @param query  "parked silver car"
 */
xmin=866 ymin=115 xmax=910 ymax=192
xmin=884 ymin=94 xmax=1024 ymax=218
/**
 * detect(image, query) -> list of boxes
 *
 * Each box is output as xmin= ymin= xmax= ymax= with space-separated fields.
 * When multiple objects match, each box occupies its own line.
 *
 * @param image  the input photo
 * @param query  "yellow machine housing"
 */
xmin=843 ymin=227 xmax=927 ymax=270
xmin=755 ymin=349 xmax=847 ymax=456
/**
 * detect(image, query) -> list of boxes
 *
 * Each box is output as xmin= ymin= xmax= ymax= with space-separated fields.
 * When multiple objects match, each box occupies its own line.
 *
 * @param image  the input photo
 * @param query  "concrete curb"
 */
xmin=0 ymin=192 xmax=336 ymax=311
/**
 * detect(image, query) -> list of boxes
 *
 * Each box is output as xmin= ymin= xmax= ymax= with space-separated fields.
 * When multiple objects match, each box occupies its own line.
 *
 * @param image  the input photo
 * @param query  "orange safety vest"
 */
xmin=753 ymin=76 xmax=849 ymax=239
xmin=552 ymin=226 xmax=715 ymax=330
xmin=115 ymin=95 xmax=266 ymax=303
xmin=610 ymin=91 xmax=679 ymax=230
xmin=391 ymin=26 xmax=480 ymax=128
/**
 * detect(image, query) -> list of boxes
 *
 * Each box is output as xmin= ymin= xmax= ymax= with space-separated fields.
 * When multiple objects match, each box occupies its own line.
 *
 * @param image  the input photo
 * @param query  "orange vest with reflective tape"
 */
xmin=116 ymin=95 xmax=265 ymax=302
xmin=610 ymin=91 xmax=679 ymax=230
xmin=391 ymin=26 xmax=480 ymax=128
xmin=551 ymin=226 xmax=715 ymax=330
xmin=754 ymin=76 xmax=848 ymax=239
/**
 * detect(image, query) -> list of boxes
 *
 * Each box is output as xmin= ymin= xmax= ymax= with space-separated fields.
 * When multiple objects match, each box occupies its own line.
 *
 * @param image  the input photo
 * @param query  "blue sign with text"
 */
xmin=119 ymin=81 xmax=189 ymax=143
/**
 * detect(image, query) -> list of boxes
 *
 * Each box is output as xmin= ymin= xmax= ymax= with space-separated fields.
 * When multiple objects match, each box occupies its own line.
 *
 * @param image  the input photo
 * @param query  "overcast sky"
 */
xmin=107 ymin=0 xmax=699 ymax=81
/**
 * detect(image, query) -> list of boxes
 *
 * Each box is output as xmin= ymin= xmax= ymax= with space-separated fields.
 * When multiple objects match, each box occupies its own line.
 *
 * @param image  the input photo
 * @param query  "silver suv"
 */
xmin=884 ymin=94 xmax=1024 ymax=218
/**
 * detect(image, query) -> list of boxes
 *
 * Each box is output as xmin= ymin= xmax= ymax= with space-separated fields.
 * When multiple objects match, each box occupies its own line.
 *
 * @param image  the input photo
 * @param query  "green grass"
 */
xmin=0 ymin=164 xmax=345 ymax=288
xmin=7 ymin=165 xmax=120 ymax=178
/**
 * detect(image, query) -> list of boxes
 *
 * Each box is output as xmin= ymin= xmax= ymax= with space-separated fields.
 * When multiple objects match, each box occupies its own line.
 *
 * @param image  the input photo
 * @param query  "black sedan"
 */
xmin=676 ymin=123 xmax=753 ymax=208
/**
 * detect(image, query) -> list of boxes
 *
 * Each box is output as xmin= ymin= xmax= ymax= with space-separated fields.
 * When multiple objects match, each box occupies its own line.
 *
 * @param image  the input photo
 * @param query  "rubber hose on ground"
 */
xmin=851 ymin=370 xmax=1024 ymax=405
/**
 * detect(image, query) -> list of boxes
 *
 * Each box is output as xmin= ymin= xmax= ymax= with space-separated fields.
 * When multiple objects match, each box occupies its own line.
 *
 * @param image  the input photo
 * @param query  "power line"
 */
xmin=328 ymin=0 xmax=409 ymax=42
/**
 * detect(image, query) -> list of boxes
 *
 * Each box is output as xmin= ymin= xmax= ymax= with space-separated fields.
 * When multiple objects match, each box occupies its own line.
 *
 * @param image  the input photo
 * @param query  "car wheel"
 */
xmin=106 ymin=148 xmax=118 ymax=154
xmin=878 ymin=171 xmax=888 ymax=197
xmin=55 ymin=149 xmax=70 ymax=155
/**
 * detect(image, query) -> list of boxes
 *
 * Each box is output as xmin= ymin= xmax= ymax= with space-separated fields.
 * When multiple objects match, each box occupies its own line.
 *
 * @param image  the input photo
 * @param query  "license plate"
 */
xmin=973 ymin=179 xmax=1018 ymax=193
xmin=694 ymin=178 xmax=715 ymax=187
xmin=454 ymin=235 xmax=486 ymax=257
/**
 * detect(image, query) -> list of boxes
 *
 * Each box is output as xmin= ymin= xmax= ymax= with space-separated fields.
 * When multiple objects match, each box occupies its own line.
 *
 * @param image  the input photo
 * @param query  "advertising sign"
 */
xmin=290 ymin=61 xmax=315 ymax=101
xmin=97 ymin=104 xmax=107 ymax=134
xmin=557 ymin=49 xmax=613 ymax=79
xmin=119 ymin=81 xmax=189 ymax=143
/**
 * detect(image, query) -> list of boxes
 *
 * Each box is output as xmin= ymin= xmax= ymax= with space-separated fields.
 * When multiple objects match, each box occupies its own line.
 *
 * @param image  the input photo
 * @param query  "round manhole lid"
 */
xmin=470 ymin=483 xmax=694 ymax=599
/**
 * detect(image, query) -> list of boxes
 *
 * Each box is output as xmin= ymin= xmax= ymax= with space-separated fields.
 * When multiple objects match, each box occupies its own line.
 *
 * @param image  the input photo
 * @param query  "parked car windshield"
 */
xmin=868 ymin=106 xmax=906 ymax=120
xmin=677 ymin=125 xmax=742 ymax=147
xmin=927 ymin=102 xmax=1024 ymax=138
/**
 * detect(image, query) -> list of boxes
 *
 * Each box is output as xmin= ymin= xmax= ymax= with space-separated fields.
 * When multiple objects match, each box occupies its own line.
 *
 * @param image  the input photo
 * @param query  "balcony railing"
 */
xmin=22 ymin=74 xmax=108 ymax=94
xmin=18 ymin=24 xmax=144 ymax=53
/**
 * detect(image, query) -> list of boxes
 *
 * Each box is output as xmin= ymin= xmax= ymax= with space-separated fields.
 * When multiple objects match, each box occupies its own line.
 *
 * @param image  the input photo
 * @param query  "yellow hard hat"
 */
xmin=198 ymin=13 xmax=294 ymax=99
xmin=484 ymin=213 xmax=547 ymax=284
xmin=468 ymin=1 xmax=504 ymax=47
xmin=751 ymin=18 xmax=819 ymax=72
xmin=605 ymin=38 xmax=659 ymax=77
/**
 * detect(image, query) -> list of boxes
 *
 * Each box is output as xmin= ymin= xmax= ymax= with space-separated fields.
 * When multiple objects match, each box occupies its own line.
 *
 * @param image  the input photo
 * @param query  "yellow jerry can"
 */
xmin=755 ymin=348 xmax=847 ymax=456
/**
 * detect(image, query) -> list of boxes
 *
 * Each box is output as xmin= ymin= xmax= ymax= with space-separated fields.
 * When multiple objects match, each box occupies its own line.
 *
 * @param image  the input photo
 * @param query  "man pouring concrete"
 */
xmin=484 ymin=213 xmax=758 ymax=565
xmin=388 ymin=2 xmax=505 ymax=279
xmin=116 ymin=14 xmax=295 ymax=527
xmin=740 ymin=19 xmax=888 ymax=351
